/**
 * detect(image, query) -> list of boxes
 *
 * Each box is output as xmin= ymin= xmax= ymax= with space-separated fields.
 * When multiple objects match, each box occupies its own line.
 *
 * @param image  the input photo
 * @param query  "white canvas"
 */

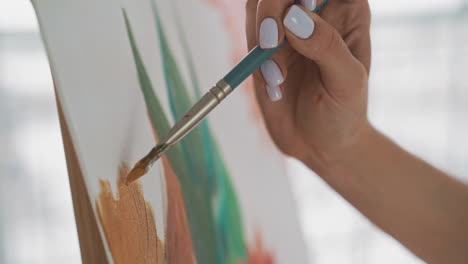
xmin=32 ymin=0 xmax=309 ymax=263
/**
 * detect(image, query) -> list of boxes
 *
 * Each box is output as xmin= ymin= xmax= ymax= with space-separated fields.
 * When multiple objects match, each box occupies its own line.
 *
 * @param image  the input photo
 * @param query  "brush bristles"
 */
xmin=125 ymin=144 xmax=168 ymax=184
xmin=125 ymin=163 xmax=149 ymax=185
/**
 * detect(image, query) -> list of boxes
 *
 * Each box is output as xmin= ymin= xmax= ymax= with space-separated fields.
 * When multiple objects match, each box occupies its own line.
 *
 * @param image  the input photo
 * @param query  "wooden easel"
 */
xmin=56 ymin=98 xmax=109 ymax=263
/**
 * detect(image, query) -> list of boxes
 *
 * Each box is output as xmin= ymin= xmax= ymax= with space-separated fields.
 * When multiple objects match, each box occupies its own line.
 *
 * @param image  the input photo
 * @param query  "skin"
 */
xmin=246 ymin=0 xmax=468 ymax=263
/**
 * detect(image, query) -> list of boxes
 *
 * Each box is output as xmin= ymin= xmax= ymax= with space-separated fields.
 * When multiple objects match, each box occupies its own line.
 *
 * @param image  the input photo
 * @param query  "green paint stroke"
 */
xmin=123 ymin=3 xmax=246 ymax=263
xmin=151 ymin=1 xmax=211 ymax=190
xmin=123 ymin=10 xmax=219 ymax=264
xmin=167 ymin=0 xmax=218 ymax=198
xmin=149 ymin=2 xmax=246 ymax=263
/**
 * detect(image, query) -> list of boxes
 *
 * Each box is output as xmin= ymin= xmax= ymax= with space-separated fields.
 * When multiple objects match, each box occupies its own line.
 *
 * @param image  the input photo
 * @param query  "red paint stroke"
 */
xmin=242 ymin=231 xmax=276 ymax=264
xmin=147 ymin=114 xmax=197 ymax=263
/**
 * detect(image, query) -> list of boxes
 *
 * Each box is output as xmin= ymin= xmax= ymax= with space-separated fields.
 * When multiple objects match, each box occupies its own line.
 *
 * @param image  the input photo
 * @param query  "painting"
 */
xmin=32 ymin=0 xmax=309 ymax=263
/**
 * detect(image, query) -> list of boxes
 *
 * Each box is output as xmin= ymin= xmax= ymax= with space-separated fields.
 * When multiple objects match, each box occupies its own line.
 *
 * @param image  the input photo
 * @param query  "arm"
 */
xmin=245 ymin=0 xmax=468 ymax=262
xmin=305 ymin=124 xmax=468 ymax=264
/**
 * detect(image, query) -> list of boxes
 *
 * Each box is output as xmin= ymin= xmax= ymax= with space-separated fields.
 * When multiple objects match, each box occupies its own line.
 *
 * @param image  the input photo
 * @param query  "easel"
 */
xmin=56 ymin=97 xmax=108 ymax=263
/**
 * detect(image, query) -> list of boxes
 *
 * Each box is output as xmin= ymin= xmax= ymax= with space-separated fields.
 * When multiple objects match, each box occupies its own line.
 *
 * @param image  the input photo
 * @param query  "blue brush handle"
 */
xmin=223 ymin=42 xmax=285 ymax=89
xmin=223 ymin=0 xmax=330 ymax=89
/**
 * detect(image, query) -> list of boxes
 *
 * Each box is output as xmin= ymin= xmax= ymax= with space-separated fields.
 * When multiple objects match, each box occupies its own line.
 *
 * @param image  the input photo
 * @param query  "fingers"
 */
xmin=246 ymin=0 xmax=289 ymax=102
xmin=247 ymin=0 xmax=327 ymax=49
xmin=344 ymin=3 xmax=371 ymax=74
xmin=298 ymin=0 xmax=320 ymax=12
xmin=247 ymin=0 xmax=338 ymax=102
xmin=283 ymin=5 xmax=366 ymax=97
xmin=346 ymin=26 xmax=371 ymax=74
xmin=260 ymin=54 xmax=288 ymax=102
xmin=318 ymin=0 xmax=372 ymax=73
xmin=256 ymin=0 xmax=294 ymax=102
xmin=256 ymin=0 xmax=290 ymax=49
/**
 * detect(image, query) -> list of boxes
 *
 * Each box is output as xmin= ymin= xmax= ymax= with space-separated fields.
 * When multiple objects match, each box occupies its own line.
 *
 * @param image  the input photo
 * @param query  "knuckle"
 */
xmin=354 ymin=62 xmax=369 ymax=89
xmin=359 ymin=2 xmax=372 ymax=26
xmin=316 ymin=29 xmax=341 ymax=54
xmin=351 ymin=0 xmax=372 ymax=26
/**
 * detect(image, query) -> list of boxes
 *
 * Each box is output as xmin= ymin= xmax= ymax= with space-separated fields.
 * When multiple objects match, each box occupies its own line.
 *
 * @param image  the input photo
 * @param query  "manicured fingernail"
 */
xmin=299 ymin=0 xmax=317 ymax=11
xmin=259 ymin=18 xmax=279 ymax=49
xmin=266 ymin=85 xmax=283 ymax=102
xmin=284 ymin=5 xmax=315 ymax=39
xmin=261 ymin=60 xmax=284 ymax=87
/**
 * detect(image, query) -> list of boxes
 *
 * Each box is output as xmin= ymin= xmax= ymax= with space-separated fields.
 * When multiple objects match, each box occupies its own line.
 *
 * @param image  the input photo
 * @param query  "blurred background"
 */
xmin=0 ymin=0 xmax=467 ymax=263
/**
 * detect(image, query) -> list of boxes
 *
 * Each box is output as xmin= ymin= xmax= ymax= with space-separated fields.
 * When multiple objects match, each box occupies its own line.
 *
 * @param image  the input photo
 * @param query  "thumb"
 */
xmin=283 ymin=5 xmax=366 ymax=97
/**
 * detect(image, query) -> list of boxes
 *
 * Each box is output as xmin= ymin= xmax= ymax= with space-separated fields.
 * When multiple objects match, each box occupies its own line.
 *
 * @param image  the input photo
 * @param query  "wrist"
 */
xmin=299 ymin=121 xmax=380 ymax=177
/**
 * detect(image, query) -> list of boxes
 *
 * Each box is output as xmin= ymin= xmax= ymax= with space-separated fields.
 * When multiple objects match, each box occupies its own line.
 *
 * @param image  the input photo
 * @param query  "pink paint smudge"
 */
xmin=202 ymin=0 xmax=265 ymax=124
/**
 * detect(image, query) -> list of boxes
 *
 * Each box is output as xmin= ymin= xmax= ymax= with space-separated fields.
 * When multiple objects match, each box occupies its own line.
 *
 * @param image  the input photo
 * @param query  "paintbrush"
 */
xmin=126 ymin=1 xmax=330 ymax=184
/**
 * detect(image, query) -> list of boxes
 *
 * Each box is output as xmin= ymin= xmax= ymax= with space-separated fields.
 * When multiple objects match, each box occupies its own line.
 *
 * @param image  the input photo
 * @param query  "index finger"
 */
xmin=246 ymin=0 xmax=329 ymax=50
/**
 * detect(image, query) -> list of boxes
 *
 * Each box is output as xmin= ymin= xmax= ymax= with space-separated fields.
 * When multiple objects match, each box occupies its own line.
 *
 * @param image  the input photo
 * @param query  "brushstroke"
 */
xmin=245 ymin=232 xmax=276 ymax=264
xmin=203 ymin=0 xmax=264 ymax=122
xmin=124 ymin=3 xmax=254 ymax=263
xmin=123 ymin=9 xmax=219 ymax=264
xmin=167 ymin=0 xmax=218 ymax=199
xmin=96 ymin=164 xmax=165 ymax=264
xmin=120 ymin=11 xmax=200 ymax=264
xmin=161 ymin=156 xmax=196 ymax=264
xmin=149 ymin=2 xmax=246 ymax=263
xmin=151 ymin=1 xmax=211 ymax=189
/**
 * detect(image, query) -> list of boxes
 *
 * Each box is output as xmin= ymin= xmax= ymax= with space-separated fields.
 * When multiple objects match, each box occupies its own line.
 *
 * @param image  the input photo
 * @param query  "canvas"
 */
xmin=32 ymin=0 xmax=309 ymax=263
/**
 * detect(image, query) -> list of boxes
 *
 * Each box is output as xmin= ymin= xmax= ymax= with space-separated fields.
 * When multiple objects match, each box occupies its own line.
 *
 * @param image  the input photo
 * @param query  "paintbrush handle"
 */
xmin=127 ymin=0 xmax=331 ymax=182
xmin=222 ymin=0 xmax=329 ymax=89
xmin=223 ymin=41 xmax=285 ymax=89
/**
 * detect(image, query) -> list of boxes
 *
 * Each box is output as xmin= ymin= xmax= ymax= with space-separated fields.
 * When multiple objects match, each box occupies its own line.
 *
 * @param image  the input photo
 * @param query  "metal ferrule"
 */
xmin=160 ymin=80 xmax=233 ymax=147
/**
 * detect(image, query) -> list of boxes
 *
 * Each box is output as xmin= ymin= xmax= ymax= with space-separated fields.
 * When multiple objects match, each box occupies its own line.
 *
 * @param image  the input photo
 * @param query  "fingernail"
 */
xmin=266 ymin=85 xmax=283 ymax=102
xmin=299 ymin=0 xmax=317 ymax=11
xmin=259 ymin=18 xmax=279 ymax=49
xmin=261 ymin=60 xmax=284 ymax=87
xmin=284 ymin=5 xmax=315 ymax=39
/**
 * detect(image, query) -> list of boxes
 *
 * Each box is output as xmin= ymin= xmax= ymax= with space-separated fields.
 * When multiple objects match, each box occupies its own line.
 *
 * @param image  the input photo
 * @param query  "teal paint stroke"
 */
xmin=148 ymin=2 xmax=246 ymax=263
xmin=166 ymin=0 xmax=218 ymax=198
xmin=123 ymin=10 xmax=219 ymax=264
xmin=162 ymin=3 xmax=245 ymax=254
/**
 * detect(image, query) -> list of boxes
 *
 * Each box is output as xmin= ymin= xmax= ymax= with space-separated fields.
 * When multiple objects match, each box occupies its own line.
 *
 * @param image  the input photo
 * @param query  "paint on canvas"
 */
xmin=32 ymin=0 xmax=309 ymax=263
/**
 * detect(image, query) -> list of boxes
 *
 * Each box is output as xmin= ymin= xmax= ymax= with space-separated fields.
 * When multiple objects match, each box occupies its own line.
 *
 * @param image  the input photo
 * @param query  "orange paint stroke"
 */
xmin=95 ymin=163 xmax=165 ymax=264
xmin=148 ymin=115 xmax=196 ymax=264
xmin=95 ymin=160 xmax=196 ymax=264
xmin=162 ymin=156 xmax=197 ymax=264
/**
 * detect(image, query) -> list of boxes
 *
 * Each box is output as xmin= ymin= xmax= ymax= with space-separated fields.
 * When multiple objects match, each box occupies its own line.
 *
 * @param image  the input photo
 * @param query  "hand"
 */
xmin=246 ymin=0 xmax=372 ymax=170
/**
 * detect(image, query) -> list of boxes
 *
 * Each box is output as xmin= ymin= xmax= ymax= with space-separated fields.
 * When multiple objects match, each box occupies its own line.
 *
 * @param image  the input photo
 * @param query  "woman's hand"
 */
xmin=247 ymin=3 xmax=468 ymax=263
xmin=246 ymin=0 xmax=372 ymax=171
